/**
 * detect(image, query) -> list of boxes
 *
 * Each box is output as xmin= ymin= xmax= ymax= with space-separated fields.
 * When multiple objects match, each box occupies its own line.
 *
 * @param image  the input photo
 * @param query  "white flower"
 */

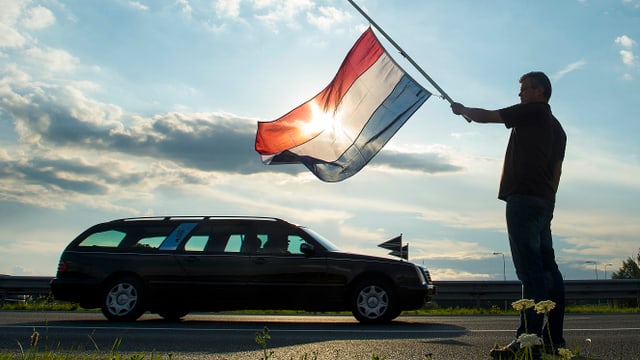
xmin=511 ymin=299 xmax=535 ymax=311
xmin=557 ymin=348 xmax=574 ymax=359
xmin=535 ymin=300 xmax=556 ymax=314
xmin=517 ymin=333 xmax=542 ymax=348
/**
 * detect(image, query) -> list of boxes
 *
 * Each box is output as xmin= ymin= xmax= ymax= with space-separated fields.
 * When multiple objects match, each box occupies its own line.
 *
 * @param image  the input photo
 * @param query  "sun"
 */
xmin=295 ymin=99 xmax=343 ymax=140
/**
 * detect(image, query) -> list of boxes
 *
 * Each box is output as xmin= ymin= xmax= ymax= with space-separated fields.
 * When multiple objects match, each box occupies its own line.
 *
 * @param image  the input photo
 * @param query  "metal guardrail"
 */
xmin=1 ymin=276 xmax=639 ymax=307
xmin=0 ymin=275 xmax=53 ymax=304
xmin=432 ymin=279 xmax=640 ymax=307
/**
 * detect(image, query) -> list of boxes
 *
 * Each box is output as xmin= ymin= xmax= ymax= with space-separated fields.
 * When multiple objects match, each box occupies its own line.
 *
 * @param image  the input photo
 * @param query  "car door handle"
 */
xmin=185 ymin=256 xmax=199 ymax=263
xmin=253 ymin=257 xmax=266 ymax=265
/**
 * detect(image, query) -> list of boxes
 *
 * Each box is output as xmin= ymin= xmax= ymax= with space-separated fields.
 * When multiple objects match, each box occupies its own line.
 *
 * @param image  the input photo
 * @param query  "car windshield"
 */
xmin=299 ymin=227 xmax=340 ymax=251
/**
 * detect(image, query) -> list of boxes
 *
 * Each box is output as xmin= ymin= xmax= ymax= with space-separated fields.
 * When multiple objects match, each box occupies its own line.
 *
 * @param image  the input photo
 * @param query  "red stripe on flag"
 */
xmin=255 ymin=28 xmax=384 ymax=155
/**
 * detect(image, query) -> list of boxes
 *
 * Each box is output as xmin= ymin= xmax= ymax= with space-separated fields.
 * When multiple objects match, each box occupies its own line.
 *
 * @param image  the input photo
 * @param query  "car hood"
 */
xmin=325 ymin=250 xmax=412 ymax=265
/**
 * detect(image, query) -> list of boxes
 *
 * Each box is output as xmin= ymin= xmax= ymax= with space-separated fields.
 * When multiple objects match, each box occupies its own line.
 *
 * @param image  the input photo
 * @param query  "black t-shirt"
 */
xmin=497 ymin=102 xmax=567 ymax=202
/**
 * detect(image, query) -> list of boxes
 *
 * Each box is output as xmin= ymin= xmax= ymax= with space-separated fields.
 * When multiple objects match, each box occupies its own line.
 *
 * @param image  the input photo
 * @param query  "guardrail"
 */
xmin=432 ymin=280 xmax=640 ymax=308
xmin=0 ymin=276 xmax=54 ymax=304
xmin=2 ymin=276 xmax=639 ymax=307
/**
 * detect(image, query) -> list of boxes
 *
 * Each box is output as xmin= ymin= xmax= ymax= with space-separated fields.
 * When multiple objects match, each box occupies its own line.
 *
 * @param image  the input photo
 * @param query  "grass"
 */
xmin=0 ymin=325 xmax=603 ymax=360
xmin=2 ymin=298 xmax=637 ymax=315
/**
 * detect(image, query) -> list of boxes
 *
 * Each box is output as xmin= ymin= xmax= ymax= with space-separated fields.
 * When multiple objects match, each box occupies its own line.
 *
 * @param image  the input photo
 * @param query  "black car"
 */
xmin=51 ymin=216 xmax=435 ymax=324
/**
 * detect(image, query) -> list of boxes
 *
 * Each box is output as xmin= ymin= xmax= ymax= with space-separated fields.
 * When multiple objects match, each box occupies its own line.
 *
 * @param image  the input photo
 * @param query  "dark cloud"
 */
xmin=106 ymin=113 xmax=280 ymax=174
xmin=2 ymin=80 xmax=462 ymax=194
xmin=0 ymin=158 xmax=109 ymax=194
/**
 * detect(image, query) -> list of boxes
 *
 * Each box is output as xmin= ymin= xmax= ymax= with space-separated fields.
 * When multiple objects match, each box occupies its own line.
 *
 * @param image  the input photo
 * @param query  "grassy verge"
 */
xmin=1 ymin=299 xmax=638 ymax=314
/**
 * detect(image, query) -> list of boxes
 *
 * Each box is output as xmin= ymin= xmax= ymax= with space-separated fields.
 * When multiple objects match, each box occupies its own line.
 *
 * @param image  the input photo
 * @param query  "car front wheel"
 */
xmin=101 ymin=277 xmax=145 ymax=322
xmin=350 ymin=279 xmax=398 ymax=324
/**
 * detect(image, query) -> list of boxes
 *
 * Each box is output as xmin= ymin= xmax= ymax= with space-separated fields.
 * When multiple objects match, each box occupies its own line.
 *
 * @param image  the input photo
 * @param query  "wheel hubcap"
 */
xmin=106 ymin=283 xmax=138 ymax=316
xmin=357 ymin=285 xmax=389 ymax=319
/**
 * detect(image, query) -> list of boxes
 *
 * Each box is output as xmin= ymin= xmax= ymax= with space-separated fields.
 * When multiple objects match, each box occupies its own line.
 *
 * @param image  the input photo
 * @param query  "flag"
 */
xmin=378 ymin=235 xmax=407 ymax=260
xmin=255 ymin=28 xmax=431 ymax=182
xmin=378 ymin=234 xmax=402 ymax=251
xmin=388 ymin=245 xmax=409 ymax=260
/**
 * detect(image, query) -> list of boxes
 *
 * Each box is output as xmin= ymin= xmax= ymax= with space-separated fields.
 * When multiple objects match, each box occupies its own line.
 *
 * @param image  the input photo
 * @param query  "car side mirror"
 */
xmin=300 ymin=243 xmax=315 ymax=256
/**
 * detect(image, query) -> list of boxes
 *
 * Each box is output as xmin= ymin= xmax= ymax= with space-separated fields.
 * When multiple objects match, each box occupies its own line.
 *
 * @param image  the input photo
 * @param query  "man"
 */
xmin=451 ymin=71 xmax=567 ymax=359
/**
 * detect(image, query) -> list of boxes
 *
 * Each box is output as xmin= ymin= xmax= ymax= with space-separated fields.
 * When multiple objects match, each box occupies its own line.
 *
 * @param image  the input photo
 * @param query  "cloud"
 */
xmin=23 ymin=46 xmax=79 ymax=73
xmin=253 ymin=0 xmax=315 ymax=29
xmin=1 ymin=2 xmax=56 ymax=47
xmin=307 ymin=6 xmax=352 ymax=31
xmin=615 ymin=35 xmax=636 ymax=49
xmin=1 ymin=157 xmax=110 ymax=194
xmin=21 ymin=5 xmax=55 ymax=29
xmin=619 ymin=49 xmax=635 ymax=66
xmin=614 ymin=35 xmax=638 ymax=77
xmin=372 ymin=150 xmax=463 ymax=174
xmin=0 ymin=0 xmax=27 ymax=49
xmin=551 ymin=60 xmax=587 ymax=81
xmin=128 ymin=2 xmax=149 ymax=11
xmin=0 ymin=23 xmax=26 ymax=48
xmin=2 ymin=54 xmax=465 ymax=184
xmin=430 ymin=267 xmax=491 ymax=281
xmin=215 ymin=0 xmax=241 ymax=18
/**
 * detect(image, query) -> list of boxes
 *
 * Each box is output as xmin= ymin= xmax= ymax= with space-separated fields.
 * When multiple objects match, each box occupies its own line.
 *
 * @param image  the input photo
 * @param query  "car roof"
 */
xmin=105 ymin=216 xmax=291 ymax=224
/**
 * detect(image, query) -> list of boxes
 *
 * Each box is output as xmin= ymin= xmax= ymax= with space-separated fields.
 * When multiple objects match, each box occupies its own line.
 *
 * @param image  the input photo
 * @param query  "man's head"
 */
xmin=519 ymin=71 xmax=552 ymax=104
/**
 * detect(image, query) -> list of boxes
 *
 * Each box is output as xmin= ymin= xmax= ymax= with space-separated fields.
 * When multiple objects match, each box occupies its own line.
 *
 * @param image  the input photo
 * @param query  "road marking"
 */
xmin=2 ymin=324 xmax=639 ymax=333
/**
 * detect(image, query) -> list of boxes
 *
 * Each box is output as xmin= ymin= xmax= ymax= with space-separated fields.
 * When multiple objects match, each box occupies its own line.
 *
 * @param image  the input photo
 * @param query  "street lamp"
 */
xmin=493 ymin=252 xmax=506 ymax=281
xmin=493 ymin=252 xmax=507 ymax=310
xmin=604 ymin=263 xmax=613 ymax=279
xmin=585 ymin=260 xmax=598 ymax=280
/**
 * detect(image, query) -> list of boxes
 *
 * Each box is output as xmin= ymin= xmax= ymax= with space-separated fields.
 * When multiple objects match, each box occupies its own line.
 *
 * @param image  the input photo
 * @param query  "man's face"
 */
xmin=519 ymin=79 xmax=544 ymax=104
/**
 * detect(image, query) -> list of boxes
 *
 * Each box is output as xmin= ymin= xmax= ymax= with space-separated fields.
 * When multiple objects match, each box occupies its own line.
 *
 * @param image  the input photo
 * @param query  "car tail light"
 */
xmin=57 ymin=261 xmax=68 ymax=273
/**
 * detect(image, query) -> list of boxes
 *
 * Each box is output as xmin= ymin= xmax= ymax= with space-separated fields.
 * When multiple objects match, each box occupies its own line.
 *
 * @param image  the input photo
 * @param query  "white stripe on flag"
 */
xmin=286 ymin=52 xmax=404 ymax=162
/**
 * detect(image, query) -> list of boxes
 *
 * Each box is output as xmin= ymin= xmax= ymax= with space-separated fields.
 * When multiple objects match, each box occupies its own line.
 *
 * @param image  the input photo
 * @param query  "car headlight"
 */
xmin=414 ymin=264 xmax=427 ymax=285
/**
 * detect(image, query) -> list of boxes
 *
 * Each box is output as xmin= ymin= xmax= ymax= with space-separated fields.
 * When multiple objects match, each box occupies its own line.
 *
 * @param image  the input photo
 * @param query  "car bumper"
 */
xmin=50 ymin=278 xmax=102 ymax=308
xmin=398 ymin=283 xmax=437 ymax=309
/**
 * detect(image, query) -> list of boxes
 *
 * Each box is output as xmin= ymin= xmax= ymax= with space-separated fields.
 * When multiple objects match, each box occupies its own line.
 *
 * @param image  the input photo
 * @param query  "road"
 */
xmin=1 ymin=311 xmax=639 ymax=359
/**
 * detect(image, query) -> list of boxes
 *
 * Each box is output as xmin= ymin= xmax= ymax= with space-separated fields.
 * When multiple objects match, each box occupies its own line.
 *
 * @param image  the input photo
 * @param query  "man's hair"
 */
xmin=520 ymin=71 xmax=552 ymax=101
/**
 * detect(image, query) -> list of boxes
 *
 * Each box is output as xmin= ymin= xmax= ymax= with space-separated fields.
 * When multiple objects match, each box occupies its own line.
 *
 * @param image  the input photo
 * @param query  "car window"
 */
xmin=184 ymin=235 xmax=208 ymax=252
xmin=224 ymin=234 xmax=243 ymax=253
xmin=77 ymin=230 xmax=126 ymax=248
xmin=179 ymin=222 xmax=310 ymax=255
xmin=182 ymin=229 xmax=261 ymax=254
xmin=287 ymin=235 xmax=306 ymax=255
xmin=256 ymin=233 xmax=307 ymax=255
xmin=300 ymin=227 xmax=340 ymax=251
xmin=134 ymin=236 xmax=166 ymax=249
xmin=159 ymin=223 xmax=198 ymax=250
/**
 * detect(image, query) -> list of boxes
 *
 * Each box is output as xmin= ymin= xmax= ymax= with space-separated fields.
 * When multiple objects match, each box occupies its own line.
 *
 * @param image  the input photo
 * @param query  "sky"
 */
xmin=1 ymin=0 xmax=639 ymax=281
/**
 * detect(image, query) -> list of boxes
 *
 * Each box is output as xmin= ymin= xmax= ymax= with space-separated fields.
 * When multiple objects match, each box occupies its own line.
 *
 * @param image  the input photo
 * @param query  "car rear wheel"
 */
xmin=350 ymin=279 xmax=398 ymax=324
xmin=101 ymin=276 xmax=145 ymax=322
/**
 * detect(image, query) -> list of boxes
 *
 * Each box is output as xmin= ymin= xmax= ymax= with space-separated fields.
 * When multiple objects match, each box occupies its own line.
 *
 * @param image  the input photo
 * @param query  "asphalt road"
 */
xmin=1 ymin=311 xmax=639 ymax=359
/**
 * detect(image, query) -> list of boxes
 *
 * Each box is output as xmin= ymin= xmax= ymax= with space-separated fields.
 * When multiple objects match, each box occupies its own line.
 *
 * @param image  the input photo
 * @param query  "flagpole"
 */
xmin=346 ymin=0 xmax=471 ymax=122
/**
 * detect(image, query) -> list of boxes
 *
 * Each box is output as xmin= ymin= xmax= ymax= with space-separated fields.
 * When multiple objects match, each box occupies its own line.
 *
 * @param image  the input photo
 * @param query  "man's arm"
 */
xmin=451 ymin=102 xmax=503 ymax=123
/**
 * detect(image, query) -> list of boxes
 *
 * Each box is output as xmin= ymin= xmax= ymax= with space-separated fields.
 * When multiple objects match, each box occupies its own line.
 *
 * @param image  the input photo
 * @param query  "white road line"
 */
xmin=2 ymin=324 xmax=639 ymax=333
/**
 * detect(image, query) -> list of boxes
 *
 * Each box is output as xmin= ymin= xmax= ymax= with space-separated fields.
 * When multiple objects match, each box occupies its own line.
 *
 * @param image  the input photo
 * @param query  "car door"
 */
xmin=245 ymin=223 xmax=331 ymax=310
xmin=173 ymin=223 xmax=255 ymax=310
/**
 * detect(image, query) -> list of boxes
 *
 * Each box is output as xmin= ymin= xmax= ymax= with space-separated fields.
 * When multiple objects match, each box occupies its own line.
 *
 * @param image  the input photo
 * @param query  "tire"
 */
xmin=101 ymin=276 xmax=145 ymax=322
xmin=350 ymin=279 xmax=398 ymax=324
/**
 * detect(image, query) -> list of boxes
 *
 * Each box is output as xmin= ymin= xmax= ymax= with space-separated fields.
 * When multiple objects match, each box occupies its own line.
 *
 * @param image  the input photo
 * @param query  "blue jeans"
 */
xmin=506 ymin=194 xmax=565 ymax=346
